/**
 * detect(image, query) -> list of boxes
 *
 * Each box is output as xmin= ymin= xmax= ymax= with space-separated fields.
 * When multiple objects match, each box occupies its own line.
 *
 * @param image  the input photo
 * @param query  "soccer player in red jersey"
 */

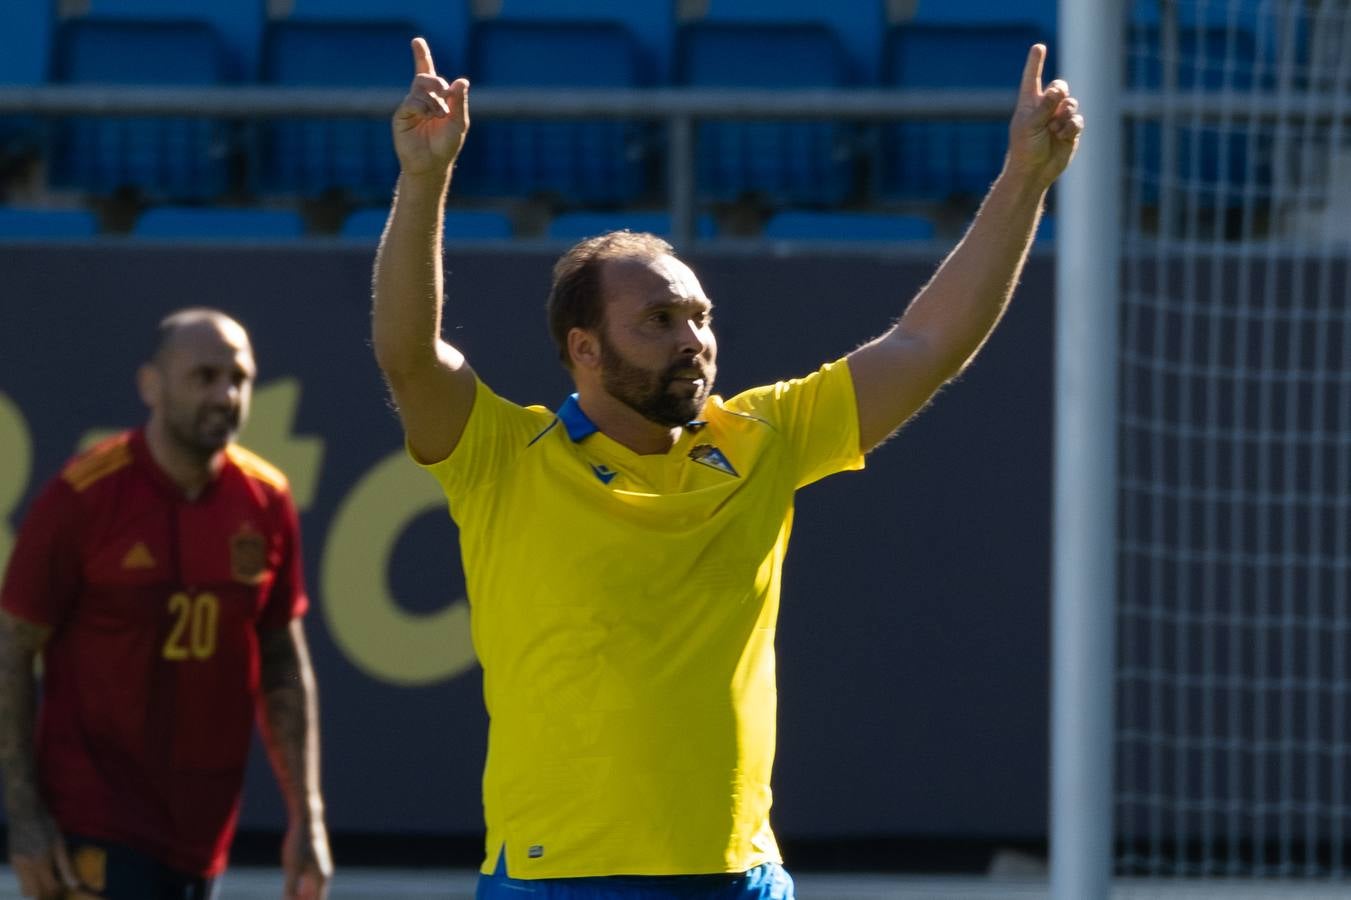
xmin=0 ymin=309 xmax=331 ymax=900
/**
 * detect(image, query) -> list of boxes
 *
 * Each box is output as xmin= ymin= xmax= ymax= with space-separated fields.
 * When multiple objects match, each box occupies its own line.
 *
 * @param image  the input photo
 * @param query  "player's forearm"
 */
xmin=258 ymin=621 xmax=325 ymax=826
xmin=372 ymin=170 xmax=454 ymax=379
xmin=888 ymin=165 xmax=1047 ymax=380
xmin=0 ymin=614 xmax=45 ymax=823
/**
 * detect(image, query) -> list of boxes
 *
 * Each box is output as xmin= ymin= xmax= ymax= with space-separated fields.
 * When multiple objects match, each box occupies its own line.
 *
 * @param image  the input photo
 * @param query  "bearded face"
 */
xmin=158 ymin=371 xmax=246 ymax=457
xmin=144 ymin=318 xmax=255 ymax=462
xmin=599 ymin=329 xmax=715 ymax=428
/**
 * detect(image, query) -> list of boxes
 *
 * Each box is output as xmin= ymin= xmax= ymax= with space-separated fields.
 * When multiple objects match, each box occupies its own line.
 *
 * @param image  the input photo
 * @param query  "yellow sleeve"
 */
xmin=725 ymin=357 xmax=865 ymax=489
xmin=412 ymin=378 xmax=550 ymax=503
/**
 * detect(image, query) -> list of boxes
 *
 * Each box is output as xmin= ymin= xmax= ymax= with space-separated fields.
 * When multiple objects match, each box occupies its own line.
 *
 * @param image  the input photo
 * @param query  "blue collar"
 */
xmin=557 ymin=394 xmax=599 ymax=442
xmin=555 ymin=394 xmax=707 ymax=443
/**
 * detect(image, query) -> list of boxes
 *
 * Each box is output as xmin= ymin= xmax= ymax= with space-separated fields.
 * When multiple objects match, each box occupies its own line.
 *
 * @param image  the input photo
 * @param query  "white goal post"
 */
xmin=1056 ymin=0 xmax=1351 ymax=895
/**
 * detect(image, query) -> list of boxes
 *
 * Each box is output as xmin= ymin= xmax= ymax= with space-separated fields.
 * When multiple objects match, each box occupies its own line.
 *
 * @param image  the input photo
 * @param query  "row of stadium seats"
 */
xmin=0 ymin=0 xmax=1277 ymax=220
xmin=0 ymin=205 xmax=1063 ymax=243
xmin=2 ymin=0 xmax=1276 ymax=91
xmin=10 ymin=17 xmax=1057 ymax=207
xmin=2 ymin=0 xmax=1062 ymax=87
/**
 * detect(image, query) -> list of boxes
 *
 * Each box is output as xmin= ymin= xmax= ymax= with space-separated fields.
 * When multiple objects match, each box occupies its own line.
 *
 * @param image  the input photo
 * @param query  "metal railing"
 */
xmin=0 ymin=84 xmax=1327 ymax=242
xmin=0 ymin=85 xmax=1017 ymax=243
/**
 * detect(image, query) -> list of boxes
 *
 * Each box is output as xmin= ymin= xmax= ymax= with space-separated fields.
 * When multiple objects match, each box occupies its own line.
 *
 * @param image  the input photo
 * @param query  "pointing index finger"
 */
xmin=411 ymin=36 xmax=436 ymax=77
xmin=1021 ymin=43 xmax=1046 ymax=98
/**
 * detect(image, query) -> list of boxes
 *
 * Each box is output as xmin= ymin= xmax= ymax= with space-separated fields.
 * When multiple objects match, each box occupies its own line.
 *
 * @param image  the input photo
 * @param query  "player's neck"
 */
xmin=143 ymin=423 xmax=225 ymax=499
xmin=575 ymin=388 xmax=683 ymax=455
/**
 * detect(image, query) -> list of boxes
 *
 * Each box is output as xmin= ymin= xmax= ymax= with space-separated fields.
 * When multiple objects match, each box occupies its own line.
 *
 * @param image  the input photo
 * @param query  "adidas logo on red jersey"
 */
xmin=121 ymin=541 xmax=156 ymax=570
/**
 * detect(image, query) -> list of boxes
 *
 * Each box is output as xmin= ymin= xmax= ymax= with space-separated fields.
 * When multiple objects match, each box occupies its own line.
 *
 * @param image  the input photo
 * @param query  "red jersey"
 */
xmin=0 ymin=429 xmax=309 ymax=877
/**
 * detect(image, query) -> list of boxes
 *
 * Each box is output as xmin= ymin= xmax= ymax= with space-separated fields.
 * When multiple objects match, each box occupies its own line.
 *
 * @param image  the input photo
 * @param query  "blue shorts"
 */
xmin=476 ymin=851 xmax=795 ymax=899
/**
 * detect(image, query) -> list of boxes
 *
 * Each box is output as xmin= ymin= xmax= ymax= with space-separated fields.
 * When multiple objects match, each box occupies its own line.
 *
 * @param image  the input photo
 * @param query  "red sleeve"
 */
xmin=0 ymin=477 xmax=83 ymax=627
xmin=258 ymin=487 xmax=308 ymax=630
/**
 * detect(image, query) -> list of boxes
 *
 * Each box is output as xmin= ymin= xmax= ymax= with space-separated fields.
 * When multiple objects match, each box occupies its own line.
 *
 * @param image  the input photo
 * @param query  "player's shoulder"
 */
xmin=714 ymin=390 xmax=781 ymax=434
xmin=225 ymin=444 xmax=290 ymax=494
xmin=466 ymin=378 xmax=560 ymax=443
xmin=720 ymin=360 xmax=854 ymax=425
xmin=60 ymin=431 xmax=135 ymax=493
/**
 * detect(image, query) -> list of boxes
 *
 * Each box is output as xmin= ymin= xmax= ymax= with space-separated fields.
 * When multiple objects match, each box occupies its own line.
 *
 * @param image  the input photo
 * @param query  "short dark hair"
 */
xmin=151 ymin=308 xmax=246 ymax=364
xmin=546 ymin=231 xmax=673 ymax=369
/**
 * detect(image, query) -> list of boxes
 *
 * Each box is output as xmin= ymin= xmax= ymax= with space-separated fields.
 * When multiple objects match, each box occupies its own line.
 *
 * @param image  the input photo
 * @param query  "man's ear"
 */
xmin=136 ymin=363 xmax=160 ymax=409
xmin=568 ymin=328 xmax=601 ymax=372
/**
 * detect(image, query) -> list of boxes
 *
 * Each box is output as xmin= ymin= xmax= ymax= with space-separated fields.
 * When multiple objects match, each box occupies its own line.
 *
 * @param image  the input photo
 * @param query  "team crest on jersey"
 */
xmin=230 ymin=525 xmax=268 ymax=584
xmin=688 ymin=444 xmax=739 ymax=477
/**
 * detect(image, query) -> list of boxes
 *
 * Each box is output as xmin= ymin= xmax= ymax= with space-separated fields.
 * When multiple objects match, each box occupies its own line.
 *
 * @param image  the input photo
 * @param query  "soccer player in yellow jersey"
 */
xmin=373 ymin=37 xmax=1083 ymax=900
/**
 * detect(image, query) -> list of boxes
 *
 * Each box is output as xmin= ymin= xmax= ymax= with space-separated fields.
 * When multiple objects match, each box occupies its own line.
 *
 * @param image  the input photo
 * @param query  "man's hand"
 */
xmin=1006 ymin=44 xmax=1084 ymax=189
xmin=392 ymin=37 xmax=470 ymax=178
xmin=281 ymin=819 xmax=332 ymax=900
xmin=7 ymin=805 xmax=76 ymax=900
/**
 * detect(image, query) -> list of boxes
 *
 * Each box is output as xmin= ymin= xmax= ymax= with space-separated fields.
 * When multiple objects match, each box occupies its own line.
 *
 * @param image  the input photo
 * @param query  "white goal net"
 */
xmin=1116 ymin=0 xmax=1351 ymax=880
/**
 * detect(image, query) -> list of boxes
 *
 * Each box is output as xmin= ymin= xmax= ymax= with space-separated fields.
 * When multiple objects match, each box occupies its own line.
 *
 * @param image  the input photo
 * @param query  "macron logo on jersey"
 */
xmin=121 ymin=541 xmax=157 ymax=570
xmin=689 ymin=444 xmax=739 ymax=478
xmin=590 ymin=463 xmax=618 ymax=485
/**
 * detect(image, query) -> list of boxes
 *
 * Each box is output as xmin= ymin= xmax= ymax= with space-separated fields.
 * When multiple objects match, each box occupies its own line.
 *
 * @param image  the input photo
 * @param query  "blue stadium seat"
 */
xmin=50 ymin=19 xmax=232 ymax=200
xmin=1128 ymin=25 xmax=1261 ymax=91
xmin=692 ymin=0 xmax=885 ymax=82
xmin=878 ymin=24 xmax=1046 ymax=202
xmin=75 ymin=0 xmax=264 ymax=79
xmin=282 ymin=0 xmax=469 ymax=79
xmin=546 ymin=211 xmax=717 ymax=241
xmin=908 ymin=0 xmax=1055 ymax=33
xmin=1 ymin=0 xmax=52 ymax=84
xmin=486 ymin=0 xmax=673 ymax=83
xmin=257 ymin=21 xmax=413 ymax=200
xmin=0 ymin=208 xmax=99 ymax=239
xmin=0 ymin=0 xmax=52 ymax=161
xmin=1127 ymin=25 xmax=1264 ymax=210
xmin=133 ymin=207 xmax=305 ymax=239
xmin=453 ymin=21 xmax=651 ymax=205
xmin=677 ymin=22 xmax=856 ymax=207
xmin=1130 ymin=0 xmax=1265 ymax=28
xmin=341 ymin=208 xmax=514 ymax=241
xmin=763 ymin=211 xmax=935 ymax=241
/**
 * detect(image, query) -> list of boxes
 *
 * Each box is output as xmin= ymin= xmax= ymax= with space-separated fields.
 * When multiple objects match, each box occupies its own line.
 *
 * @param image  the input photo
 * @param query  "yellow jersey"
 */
xmin=418 ymin=358 xmax=864 ymax=879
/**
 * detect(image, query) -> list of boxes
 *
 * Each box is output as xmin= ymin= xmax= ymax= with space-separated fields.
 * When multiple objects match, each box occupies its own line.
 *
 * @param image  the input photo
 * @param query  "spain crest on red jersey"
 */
xmin=230 ymin=525 xmax=268 ymax=584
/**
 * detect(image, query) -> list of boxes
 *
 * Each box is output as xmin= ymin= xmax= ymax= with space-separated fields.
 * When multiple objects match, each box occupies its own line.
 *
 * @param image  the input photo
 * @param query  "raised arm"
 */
xmin=0 ymin=610 xmax=77 ymax=900
xmin=848 ymin=44 xmax=1084 ymax=452
xmin=257 ymin=620 xmax=331 ymax=900
xmin=372 ymin=37 xmax=477 ymax=464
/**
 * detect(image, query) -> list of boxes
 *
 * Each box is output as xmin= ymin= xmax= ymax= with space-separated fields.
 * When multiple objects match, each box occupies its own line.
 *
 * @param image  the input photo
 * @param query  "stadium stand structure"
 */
xmin=2 ymin=0 xmax=53 ymax=85
xmin=486 ymin=0 xmax=674 ymax=84
xmin=50 ymin=18 xmax=233 ymax=201
xmin=341 ymin=207 xmax=515 ymax=240
xmin=1125 ymin=15 xmax=1265 ymax=213
xmin=676 ymin=21 xmax=856 ymax=207
xmin=0 ymin=0 xmax=51 ymax=163
xmin=0 ymin=207 xmax=98 ymax=239
xmin=0 ymin=0 xmax=1094 ymax=242
xmin=280 ymin=0 xmax=469 ymax=75
xmin=69 ymin=0 xmax=264 ymax=80
xmin=257 ymin=20 xmax=412 ymax=201
xmin=453 ymin=19 xmax=651 ymax=205
xmin=132 ymin=206 xmax=306 ymax=239
xmin=546 ymin=209 xmax=717 ymax=241
xmin=686 ymin=0 xmax=886 ymax=83
xmin=762 ymin=210 xmax=936 ymax=241
xmin=877 ymin=23 xmax=1049 ymax=202
xmin=908 ymin=0 xmax=1056 ymax=33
